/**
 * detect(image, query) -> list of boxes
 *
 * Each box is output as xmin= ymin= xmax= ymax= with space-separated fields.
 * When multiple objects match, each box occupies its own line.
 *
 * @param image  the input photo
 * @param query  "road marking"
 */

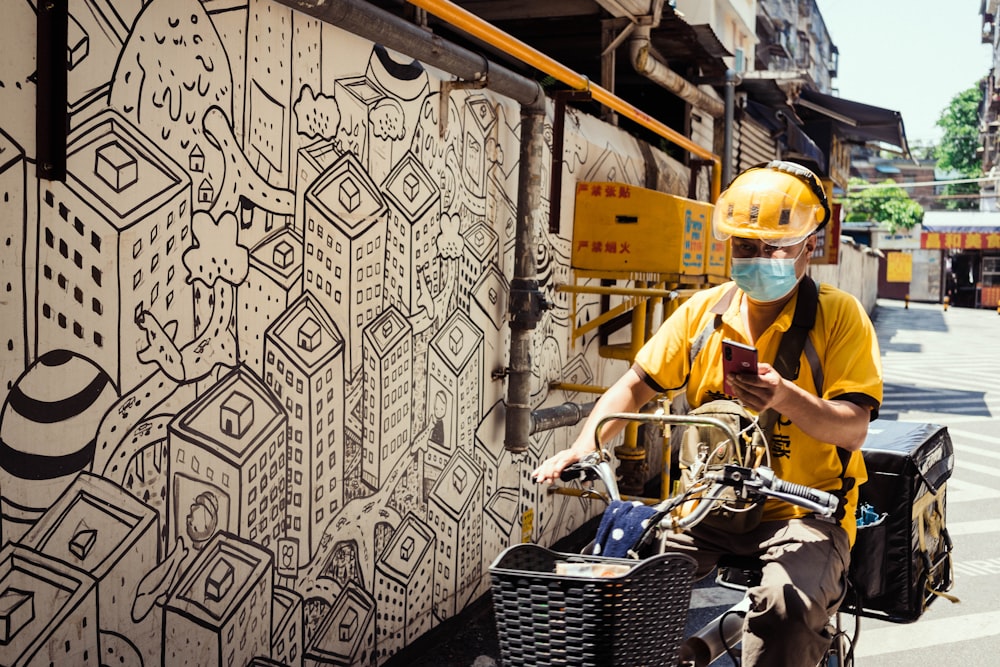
xmin=956 ymin=459 xmax=1000 ymax=479
xmin=946 ymin=519 xmax=1000 ymax=536
xmin=953 ymin=558 xmax=1000 ymax=577
xmin=854 ymin=610 xmax=1000 ymax=657
xmin=950 ymin=431 xmax=1000 ymax=451
xmin=689 ymin=586 xmax=741 ymax=610
xmin=944 ymin=478 xmax=1000 ymax=503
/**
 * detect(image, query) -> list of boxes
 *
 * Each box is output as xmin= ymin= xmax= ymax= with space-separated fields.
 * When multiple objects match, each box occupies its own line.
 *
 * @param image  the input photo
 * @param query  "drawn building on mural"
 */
xmin=334 ymin=74 xmax=391 ymax=181
xmin=271 ymin=585 xmax=304 ymax=667
xmin=374 ymin=512 xmax=435 ymax=661
xmin=461 ymin=95 xmax=498 ymax=199
xmin=242 ymin=227 xmax=305 ymax=374
xmin=167 ymin=366 xmax=288 ymax=559
xmin=361 ymin=306 xmax=412 ymax=488
xmin=460 ymin=221 xmax=499 ymax=312
xmin=263 ymin=292 xmax=345 ymax=567
xmin=470 ymin=265 xmax=510 ymax=408
xmin=0 ymin=544 xmax=99 ymax=666
xmin=20 ymin=473 xmax=161 ymax=667
xmin=381 ymin=150 xmax=440 ymax=318
xmin=0 ymin=128 xmax=26 ymax=397
xmin=473 ymin=400 xmax=522 ymax=554
xmin=304 ymin=582 xmax=376 ymax=667
xmin=428 ymin=449 xmax=483 ymax=621
xmin=162 ymin=532 xmax=273 ymax=667
xmin=245 ymin=0 xmax=323 ymax=238
xmin=295 ymin=139 xmax=339 ymax=233
xmin=303 ymin=152 xmax=388 ymax=375
xmin=425 ymin=310 xmax=484 ymax=467
xmin=37 ymin=108 xmax=193 ymax=392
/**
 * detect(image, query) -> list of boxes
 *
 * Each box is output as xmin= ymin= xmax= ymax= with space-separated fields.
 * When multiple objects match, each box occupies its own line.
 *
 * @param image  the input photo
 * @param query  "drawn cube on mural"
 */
xmin=271 ymin=586 xmax=304 ymax=667
xmin=427 ymin=449 xmax=483 ymax=621
xmin=0 ymin=544 xmax=98 ymax=667
xmin=303 ymin=152 xmax=388 ymax=376
xmin=374 ymin=512 xmax=435 ymax=660
xmin=425 ymin=311 xmax=483 ymax=467
xmin=243 ymin=227 xmax=305 ymax=375
xmin=264 ymin=293 xmax=345 ymax=568
xmin=462 ymin=95 xmax=497 ymax=197
xmin=168 ymin=367 xmax=288 ymax=560
xmin=20 ymin=474 xmax=160 ymax=667
xmin=162 ymin=532 xmax=273 ymax=667
xmin=361 ymin=306 xmax=412 ymax=489
xmin=40 ymin=108 xmax=193 ymax=393
xmin=381 ymin=151 xmax=441 ymax=318
xmin=305 ymin=582 xmax=375 ymax=667
xmin=460 ymin=221 xmax=499 ymax=312
xmin=0 ymin=128 xmax=26 ymax=399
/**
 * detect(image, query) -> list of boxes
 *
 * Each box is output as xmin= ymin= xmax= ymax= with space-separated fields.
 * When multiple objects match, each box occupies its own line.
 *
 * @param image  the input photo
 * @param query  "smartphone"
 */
xmin=722 ymin=339 xmax=758 ymax=395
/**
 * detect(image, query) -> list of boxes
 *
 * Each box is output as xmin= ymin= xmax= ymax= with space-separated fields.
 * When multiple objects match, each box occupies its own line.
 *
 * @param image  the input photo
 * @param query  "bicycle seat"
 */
xmin=716 ymin=554 xmax=764 ymax=590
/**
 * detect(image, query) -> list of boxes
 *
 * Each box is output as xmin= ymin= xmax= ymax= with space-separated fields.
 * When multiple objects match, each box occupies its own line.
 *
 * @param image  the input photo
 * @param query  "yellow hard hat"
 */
xmin=712 ymin=161 xmax=831 ymax=247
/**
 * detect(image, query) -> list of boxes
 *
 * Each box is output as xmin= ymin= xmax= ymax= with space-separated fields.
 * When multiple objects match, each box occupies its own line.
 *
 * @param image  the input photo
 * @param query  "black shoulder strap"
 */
xmin=760 ymin=276 xmax=818 ymax=430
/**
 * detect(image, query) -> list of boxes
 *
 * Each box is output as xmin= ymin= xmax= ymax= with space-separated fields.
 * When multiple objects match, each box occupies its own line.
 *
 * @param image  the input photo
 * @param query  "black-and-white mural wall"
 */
xmin=0 ymin=1 xmax=692 ymax=664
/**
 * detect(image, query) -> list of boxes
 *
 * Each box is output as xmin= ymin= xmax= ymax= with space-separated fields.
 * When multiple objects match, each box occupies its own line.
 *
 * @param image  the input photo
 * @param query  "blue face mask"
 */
xmin=730 ymin=247 xmax=806 ymax=303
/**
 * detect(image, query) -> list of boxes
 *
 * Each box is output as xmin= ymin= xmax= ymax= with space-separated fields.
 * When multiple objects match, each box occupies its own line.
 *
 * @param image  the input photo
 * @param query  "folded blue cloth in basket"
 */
xmin=593 ymin=500 xmax=658 ymax=558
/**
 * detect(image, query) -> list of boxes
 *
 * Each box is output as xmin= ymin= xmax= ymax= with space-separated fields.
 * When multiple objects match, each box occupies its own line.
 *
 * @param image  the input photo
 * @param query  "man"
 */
xmin=533 ymin=161 xmax=883 ymax=666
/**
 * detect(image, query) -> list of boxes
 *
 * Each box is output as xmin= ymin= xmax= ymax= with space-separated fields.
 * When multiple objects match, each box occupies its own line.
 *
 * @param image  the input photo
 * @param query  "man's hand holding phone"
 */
xmin=722 ymin=339 xmax=758 ymax=396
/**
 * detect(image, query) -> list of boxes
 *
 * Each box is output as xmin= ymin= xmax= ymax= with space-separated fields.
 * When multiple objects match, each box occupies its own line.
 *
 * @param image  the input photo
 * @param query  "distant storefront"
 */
xmin=921 ymin=212 xmax=1000 ymax=308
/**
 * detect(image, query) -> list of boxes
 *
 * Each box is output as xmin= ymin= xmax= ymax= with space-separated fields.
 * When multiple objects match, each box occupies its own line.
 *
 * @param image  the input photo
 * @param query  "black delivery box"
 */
xmin=844 ymin=420 xmax=956 ymax=622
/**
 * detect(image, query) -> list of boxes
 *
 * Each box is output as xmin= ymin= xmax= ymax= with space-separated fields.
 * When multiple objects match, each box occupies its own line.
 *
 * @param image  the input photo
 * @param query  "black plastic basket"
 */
xmin=489 ymin=543 xmax=696 ymax=667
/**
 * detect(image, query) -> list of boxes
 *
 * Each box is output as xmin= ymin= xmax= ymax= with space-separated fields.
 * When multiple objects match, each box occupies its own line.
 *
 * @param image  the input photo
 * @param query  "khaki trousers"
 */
xmin=659 ymin=517 xmax=851 ymax=667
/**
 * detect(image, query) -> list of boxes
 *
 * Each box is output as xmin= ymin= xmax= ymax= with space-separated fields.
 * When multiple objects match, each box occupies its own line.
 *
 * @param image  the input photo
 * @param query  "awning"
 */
xmin=795 ymin=89 xmax=909 ymax=156
xmin=921 ymin=211 xmax=1000 ymax=250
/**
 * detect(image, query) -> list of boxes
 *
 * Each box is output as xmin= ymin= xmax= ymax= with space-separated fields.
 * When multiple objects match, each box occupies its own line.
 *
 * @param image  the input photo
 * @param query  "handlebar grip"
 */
xmin=767 ymin=477 xmax=839 ymax=517
xmin=558 ymin=463 xmax=599 ymax=483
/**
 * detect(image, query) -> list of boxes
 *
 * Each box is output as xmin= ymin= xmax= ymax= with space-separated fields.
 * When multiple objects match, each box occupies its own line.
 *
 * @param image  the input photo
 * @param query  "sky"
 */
xmin=815 ymin=0 xmax=993 ymax=147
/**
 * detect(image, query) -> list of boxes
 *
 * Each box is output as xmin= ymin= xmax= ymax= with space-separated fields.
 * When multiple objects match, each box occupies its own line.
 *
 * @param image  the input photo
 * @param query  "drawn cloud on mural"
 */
xmin=294 ymin=84 xmax=341 ymax=140
xmin=182 ymin=210 xmax=250 ymax=287
xmin=370 ymin=97 xmax=406 ymax=141
xmin=437 ymin=212 xmax=464 ymax=259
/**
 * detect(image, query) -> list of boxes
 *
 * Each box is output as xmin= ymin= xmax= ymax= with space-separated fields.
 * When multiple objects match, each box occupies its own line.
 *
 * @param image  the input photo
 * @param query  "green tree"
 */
xmin=843 ymin=177 xmax=924 ymax=232
xmin=935 ymin=84 xmax=984 ymax=210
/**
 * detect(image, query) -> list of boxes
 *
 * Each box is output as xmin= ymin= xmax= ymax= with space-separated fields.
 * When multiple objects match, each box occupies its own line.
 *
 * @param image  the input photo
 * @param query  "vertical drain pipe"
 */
xmin=506 ymin=107 xmax=549 ymax=454
xmin=723 ymin=69 xmax=736 ymax=187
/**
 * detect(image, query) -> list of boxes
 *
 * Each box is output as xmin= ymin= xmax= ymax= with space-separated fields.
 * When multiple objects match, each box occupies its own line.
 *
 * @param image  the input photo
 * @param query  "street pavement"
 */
xmin=399 ymin=298 xmax=1000 ymax=666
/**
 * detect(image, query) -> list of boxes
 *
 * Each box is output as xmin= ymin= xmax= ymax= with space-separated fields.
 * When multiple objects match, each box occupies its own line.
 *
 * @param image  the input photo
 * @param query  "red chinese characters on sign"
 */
xmin=921 ymin=232 xmax=1000 ymax=249
xmin=578 ymin=183 xmax=633 ymax=199
xmin=575 ymin=239 xmax=632 ymax=255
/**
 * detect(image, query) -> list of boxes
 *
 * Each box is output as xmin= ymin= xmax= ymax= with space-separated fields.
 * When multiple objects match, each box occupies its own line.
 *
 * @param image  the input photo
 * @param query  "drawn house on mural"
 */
xmin=167 ymin=366 xmax=288 ymax=559
xmin=304 ymin=582 xmax=375 ymax=667
xmin=374 ymin=512 xmax=435 ymax=662
xmin=380 ymin=150 xmax=440 ymax=317
xmin=242 ymin=226 xmax=305 ymax=374
xmin=361 ymin=306 xmax=412 ymax=489
xmin=303 ymin=152 xmax=388 ymax=376
xmin=461 ymin=95 xmax=497 ymax=199
xmin=37 ymin=108 xmax=193 ymax=392
xmin=20 ymin=473 xmax=161 ymax=667
xmin=162 ymin=532 xmax=273 ymax=667
xmin=425 ymin=310 xmax=484 ymax=469
xmin=263 ymin=292 xmax=345 ymax=567
xmin=0 ymin=544 xmax=99 ymax=666
xmin=428 ymin=449 xmax=483 ymax=621
xmin=271 ymin=586 xmax=304 ymax=667
xmin=0 ymin=128 xmax=26 ymax=398
xmin=334 ymin=75 xmax=389 ymax=179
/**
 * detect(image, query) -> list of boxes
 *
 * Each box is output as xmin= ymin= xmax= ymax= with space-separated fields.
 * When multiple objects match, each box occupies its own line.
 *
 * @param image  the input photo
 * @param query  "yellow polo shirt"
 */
xmin=634 ymin=281 xmax=883 ymax=544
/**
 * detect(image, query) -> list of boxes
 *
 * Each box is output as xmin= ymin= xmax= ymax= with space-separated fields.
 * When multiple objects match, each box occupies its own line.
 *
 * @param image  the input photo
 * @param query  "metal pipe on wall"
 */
xmin=628 ymin=25 xmax=725 ymax=119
